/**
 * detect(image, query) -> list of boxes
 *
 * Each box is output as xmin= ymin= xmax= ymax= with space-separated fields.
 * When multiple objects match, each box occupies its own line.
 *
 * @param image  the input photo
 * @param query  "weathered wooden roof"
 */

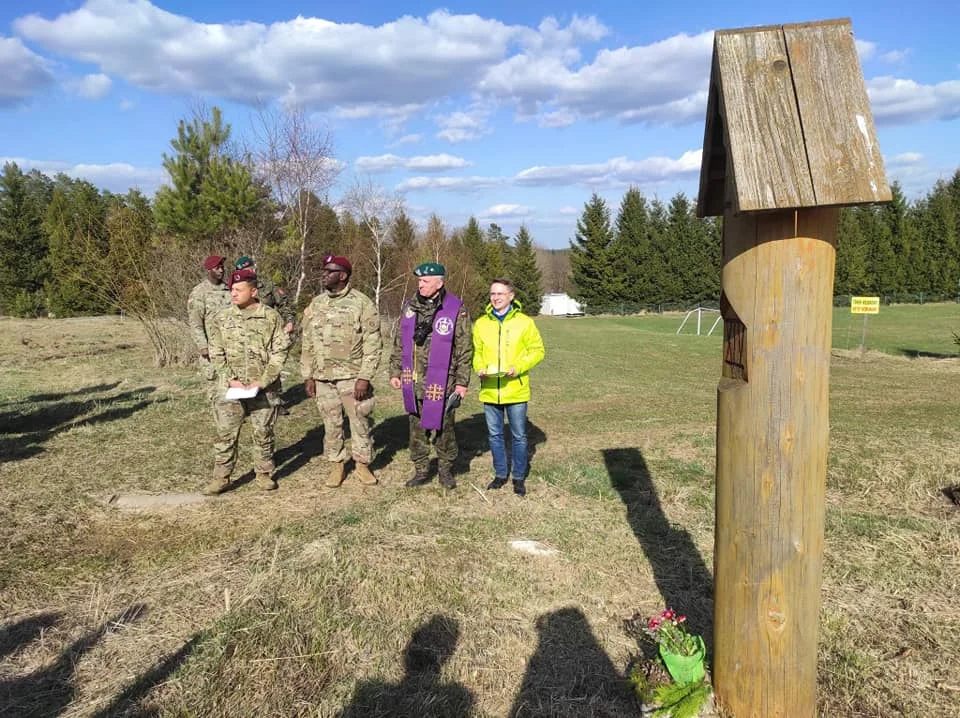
xmin=697 ymin=19 xmax=891 ymax=217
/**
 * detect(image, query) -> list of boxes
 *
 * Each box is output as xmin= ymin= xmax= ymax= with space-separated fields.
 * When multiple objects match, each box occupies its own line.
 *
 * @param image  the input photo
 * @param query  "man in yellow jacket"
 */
xmin=472 ymin=278 xmax=545 ymax=496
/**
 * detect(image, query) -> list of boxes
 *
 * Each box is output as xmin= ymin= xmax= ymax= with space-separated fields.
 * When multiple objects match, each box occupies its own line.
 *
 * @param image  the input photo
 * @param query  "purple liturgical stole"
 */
xmin=400 ymin=292 xmax=463 ymax=430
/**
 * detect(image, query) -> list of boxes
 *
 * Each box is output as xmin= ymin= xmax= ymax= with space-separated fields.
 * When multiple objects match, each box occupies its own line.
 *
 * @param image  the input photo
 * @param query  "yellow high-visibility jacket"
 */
xmin=472 ymin=301 xmax=545 ymax=404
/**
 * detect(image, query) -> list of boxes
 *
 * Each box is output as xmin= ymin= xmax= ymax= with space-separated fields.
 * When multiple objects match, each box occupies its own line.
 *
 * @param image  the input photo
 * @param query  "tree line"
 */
xmin=0 ymin=105 xmax=544 ymax=364
xmin=568 ymin=174 xmax=960 ymax=312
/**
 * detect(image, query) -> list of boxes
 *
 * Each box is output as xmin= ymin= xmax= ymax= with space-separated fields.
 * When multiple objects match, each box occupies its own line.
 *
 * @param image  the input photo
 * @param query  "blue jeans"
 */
xmin=483 ymin=402 xmax=529 ymax=480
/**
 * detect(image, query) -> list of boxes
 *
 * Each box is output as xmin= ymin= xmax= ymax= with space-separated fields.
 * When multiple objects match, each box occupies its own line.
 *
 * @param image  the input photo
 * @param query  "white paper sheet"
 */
xmin=225 ymin=386 xmax=259 ymax=400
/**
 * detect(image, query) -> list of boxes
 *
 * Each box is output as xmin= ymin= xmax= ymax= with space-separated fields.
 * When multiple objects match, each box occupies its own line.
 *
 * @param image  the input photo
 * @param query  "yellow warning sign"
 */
xmin=850 ymin=296 xmax=880 ymax=314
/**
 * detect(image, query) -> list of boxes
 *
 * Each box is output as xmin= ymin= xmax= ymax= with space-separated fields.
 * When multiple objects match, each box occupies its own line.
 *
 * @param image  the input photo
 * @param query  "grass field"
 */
xmin=1 ymin=304 xmax=958 ymax=717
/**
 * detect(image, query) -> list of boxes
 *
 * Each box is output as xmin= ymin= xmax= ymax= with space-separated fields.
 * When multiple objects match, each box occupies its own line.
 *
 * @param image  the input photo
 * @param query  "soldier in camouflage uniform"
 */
xmin=233 ymin=256 xmax=296 ymax=332
xmin=203 ymin=268 xmax=291 ymax=495
xmin=187 ymin=255 xmax=232 ymax=392
xmin=233 ymin=255 xmax=296 ymax=414
xmin=389 ymin=262 xmax=472 ymax=489
xmin=301 ymin=255 xmax=382 ymax=488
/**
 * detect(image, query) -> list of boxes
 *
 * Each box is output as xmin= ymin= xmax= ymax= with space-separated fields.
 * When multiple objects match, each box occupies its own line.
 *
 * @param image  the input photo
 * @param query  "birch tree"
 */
xmin=252 ymin=104 xmax=340 ymax=304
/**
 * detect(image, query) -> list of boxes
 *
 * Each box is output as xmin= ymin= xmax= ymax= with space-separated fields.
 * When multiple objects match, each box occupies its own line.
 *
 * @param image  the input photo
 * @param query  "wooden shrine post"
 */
xmin=696 ymin=19 xmax=891 ymax=717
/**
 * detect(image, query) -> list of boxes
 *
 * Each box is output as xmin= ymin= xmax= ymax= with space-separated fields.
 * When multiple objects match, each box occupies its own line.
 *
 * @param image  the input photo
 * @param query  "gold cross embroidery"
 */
xmin=401 ymin=368 xmax=414 ymax=384
xmin=424 ymin=383 xmax=444 ymax=401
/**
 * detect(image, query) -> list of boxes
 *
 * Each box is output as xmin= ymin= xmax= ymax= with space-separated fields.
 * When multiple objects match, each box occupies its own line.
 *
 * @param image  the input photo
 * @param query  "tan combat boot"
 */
xmin=353 ymin=462 xmax=378 ymax=486
xmin=202 ymin=475 xmax=230 ymax=496
xmin=254 ymin=472 xmax=278 ymax=491
xmin=325 ymin=461 xmax=346 ymax=488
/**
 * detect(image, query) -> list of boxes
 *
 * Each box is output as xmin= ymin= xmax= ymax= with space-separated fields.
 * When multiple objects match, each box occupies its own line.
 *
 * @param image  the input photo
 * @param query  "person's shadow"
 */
xmin=0 ymin=605 xmax=146 ymax=717
xmin=369 ymin=411 xmax=547 ymax=477
xmin=454 ymin=413 xmax=547 ymax=477
xmin=0 ymin=386 xmax=161 ymax=463
xmin=603 ymin=448 xmax=713 ymax=654
xmin=508 ymin=606 xmax=636 ymax=717
xmin=338 ymin=614 xmax=474 ymax=717
xmin=273 ymin=425 xmax=326 ymax=482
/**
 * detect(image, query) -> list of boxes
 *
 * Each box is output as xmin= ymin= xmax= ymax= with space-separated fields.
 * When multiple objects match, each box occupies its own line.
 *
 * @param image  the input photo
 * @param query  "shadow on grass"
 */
xmin=273 ymin=425 xmax=326 ymax=483
xmin=0 ymin=604 xmax=146 ymax=718
xmin=91 ymin=634 xmax=201 ymax=718
xmin=13 ymin=382 xmax=122 ymax=404
xmin=280 ymin=381 xmax=308 ymax=409
xmin=0 ymin=388 xmax=162 ymax=463
xmin=339 ymin=614 xmax=473 ymax=718
xmin=603 ymin=448 xmax=713 ymax=654
xmin=508 ymin=607 xmax=635 ymax=717
xmin=897 ymin=348 xmax=958 ymax=359
xmin=369 ymin=412 xmax=547 ymax=478
xmin=453 ymin=413 xmax=547 ymax=478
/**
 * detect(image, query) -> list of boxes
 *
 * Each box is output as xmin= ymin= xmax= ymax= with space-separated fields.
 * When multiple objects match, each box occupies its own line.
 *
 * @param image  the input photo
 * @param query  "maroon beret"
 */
xmin=229 ymin=268 xmax=257 ymax=286
xmin=322 ymin=255 xmax=352 ymax=275
xmin=203 ymin=255 xmax=226 ymax=271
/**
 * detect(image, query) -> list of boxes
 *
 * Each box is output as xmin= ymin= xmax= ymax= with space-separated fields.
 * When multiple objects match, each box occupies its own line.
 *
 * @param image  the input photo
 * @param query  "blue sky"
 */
xmin=1 ymin=0 xmax=958 ymax=248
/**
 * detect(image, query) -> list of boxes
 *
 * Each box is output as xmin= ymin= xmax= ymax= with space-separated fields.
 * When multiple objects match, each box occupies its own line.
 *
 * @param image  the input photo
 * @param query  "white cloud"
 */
xmin=558 ymin=206 xmax=579 ymax=215
xmin=388 ymin=133 xmax=422 ymax=148
xmin=397 ymin=149 xmax=701 ymax=193
xmin=538 ymin=109 xmax=576 ymax=128
xmin=0 ymin=156 xmax=166 ymax=193
xmin=396 ymin=175 xmax=501 ymax=192
xmin=868 ymin=76 xmax=960 ymax=125
xmin=855 ymin=39 xmax=876 ymax=62
xmin=119 ymin=98 xmax=135 ymax=110
xmin=881 ymin=49 xmax=909 ymax=64
xmin=435 ymin=103 xmax=494 ymax=142
xmin=15 ymin=3 xmax=523 ymax=108
xmin=514 ymin=149 xmax=702 ymax=188
xmin=888 ymin=152 xmax=923 ymax=165
xmin=485 ymin=203 xmax=532 ymax=217
xmin=0 ymin=35 xmax=55 ymax=105
xmin=12 ymin=4 xmax=709 ymax=128
xmin=480 ymin=31 xmax=714 ymax=125
xmin=66 ymin=72 xmax=112 ymax=99
xmin=355 ymin=153 xmax=471 ymax=173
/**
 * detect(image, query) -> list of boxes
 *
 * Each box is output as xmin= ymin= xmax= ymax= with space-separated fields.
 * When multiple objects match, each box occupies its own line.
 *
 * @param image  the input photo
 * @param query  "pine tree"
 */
xmin=507 ymin=225 xmax=543 ymax=314
xmin=43 ymin=175 xmax=111 ymax=315
xmin=612 ymin=187 xmax=651 ymax=304
xmin=0 ymin=162 xmax=52 ymax=315
xmin=486 ymin=223 xmax=509 ymax=279
xmin=646 ymin=198 xmax=673 ymax=305
xmin=154 ymin=106 xmax=264 ymax=246
xmin=569 ymin=193 xmax=617 ymax=310
xmin=835 ymin=207 xmax=870 ymax=295
xmin=460 ymin=216 xmax=492 ymax=310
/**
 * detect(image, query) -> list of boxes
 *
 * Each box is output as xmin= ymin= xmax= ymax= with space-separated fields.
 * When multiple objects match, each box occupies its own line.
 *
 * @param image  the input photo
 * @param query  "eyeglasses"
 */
xmin=320 ymin=267 xmax=344 ymax=274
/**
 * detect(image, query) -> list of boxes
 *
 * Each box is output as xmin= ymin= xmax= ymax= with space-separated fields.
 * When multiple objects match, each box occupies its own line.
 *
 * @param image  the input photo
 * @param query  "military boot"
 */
xmin=325 ymin=461 xmax=346 ymax=488
xmin=438 ymin=466 xmax=457 ymax=490
xmin=405 ymin=469 xmax=432 ymax=487
xmin=254 ymin=472 xmax=278 ymax=491
xmin=353 ymin=462 xmax=378 ymax=486
xmin=202 ymin=475 xmax=230 ymax=496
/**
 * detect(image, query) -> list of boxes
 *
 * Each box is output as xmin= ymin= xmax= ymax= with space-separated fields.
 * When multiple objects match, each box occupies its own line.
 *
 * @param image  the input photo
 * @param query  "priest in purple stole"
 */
xmin=389 ymin=262 xmax=473 ymax=489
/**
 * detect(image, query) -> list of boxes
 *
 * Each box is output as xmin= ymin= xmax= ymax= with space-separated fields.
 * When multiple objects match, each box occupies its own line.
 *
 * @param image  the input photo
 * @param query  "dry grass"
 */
xmin=0 ymin=312 xmax=958 ymax=717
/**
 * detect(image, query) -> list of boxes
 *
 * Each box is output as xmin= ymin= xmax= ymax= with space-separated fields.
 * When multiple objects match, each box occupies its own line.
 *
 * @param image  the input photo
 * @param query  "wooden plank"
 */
xmin=697 ymin=48 xmax=728 ymax=217
xmin=784 ymin=20 xmax=892 ymax=205
xmin=715 ymin=28 xmax=816 ymax=212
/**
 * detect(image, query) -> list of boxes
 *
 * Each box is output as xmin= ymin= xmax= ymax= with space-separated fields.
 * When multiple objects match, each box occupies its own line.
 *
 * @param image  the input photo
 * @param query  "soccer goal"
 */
xmin=676 ymin=306 xmax=722 ymax=336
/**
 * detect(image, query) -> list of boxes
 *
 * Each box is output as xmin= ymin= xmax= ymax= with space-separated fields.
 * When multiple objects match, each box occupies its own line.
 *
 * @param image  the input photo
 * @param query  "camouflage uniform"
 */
xmin=389 ymin=290 xmax=472 ymax=474
xmin=300 ymin=284 xmax=382 ymax=464
xmin=187 ymin=279 xmax=232 ymax=388
xmin=208 ymin=302 xmax=291 ymax=479
xmin=256 ymin=277 xmax=296 ymax=328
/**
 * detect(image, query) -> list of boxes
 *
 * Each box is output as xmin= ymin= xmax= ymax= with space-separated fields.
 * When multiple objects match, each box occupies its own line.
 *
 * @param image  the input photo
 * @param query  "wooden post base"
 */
xmin=713 ymin=207 xmax=837 ymax=717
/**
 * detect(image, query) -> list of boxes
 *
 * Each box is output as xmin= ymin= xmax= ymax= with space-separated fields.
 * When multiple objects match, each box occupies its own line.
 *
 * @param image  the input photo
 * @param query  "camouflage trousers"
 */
xmin=313 ymin=379 xmax=376 ymax=464
xmin=408 ymin=409 xmax=458 ymax=472
xmin=212 ymin=391 xmax=279 ymax=478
